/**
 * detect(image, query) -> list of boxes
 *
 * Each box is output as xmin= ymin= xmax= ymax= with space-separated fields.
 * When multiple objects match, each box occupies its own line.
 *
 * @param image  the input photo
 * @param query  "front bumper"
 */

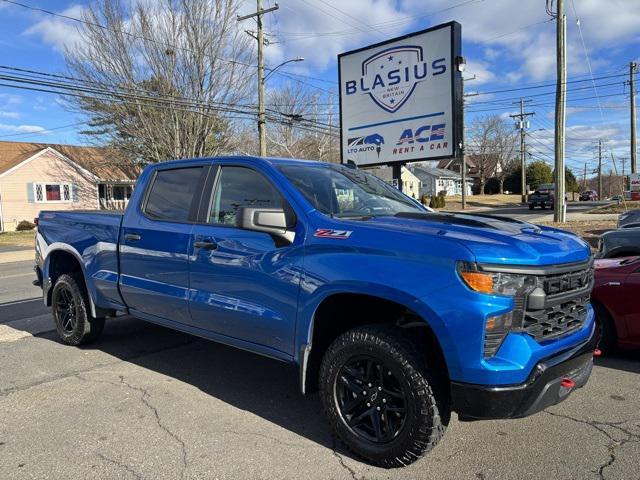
xmin=451 ymin=323 xmax=596 ymax=420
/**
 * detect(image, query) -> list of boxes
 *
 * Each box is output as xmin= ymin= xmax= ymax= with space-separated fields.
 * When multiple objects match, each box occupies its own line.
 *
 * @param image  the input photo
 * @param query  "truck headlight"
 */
xmin=457 ymin=262 xmax=537 ymax=357
xmin=457 ymin=262 xmax=537 ymax=297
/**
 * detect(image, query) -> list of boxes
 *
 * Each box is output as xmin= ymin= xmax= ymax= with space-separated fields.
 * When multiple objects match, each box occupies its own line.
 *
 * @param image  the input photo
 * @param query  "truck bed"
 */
xmin=36 ymin=209 xmax=125 ymax=311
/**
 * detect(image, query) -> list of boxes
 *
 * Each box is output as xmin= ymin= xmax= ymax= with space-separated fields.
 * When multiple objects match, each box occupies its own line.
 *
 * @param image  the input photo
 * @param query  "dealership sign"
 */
xmin=631 ymin=173 xmax=640 ymax=192
xmin=338 ymin=22 xmax=462 ymax=167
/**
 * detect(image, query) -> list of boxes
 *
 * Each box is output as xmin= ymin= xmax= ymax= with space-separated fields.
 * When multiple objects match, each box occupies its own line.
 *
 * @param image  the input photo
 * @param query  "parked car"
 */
xmin=618 ymin=209 xmax=640 ymax=228
xmin=592 ymin=257 xmax=640 ymax=352
xmin=596 ymin=228 xmax=640 ymax=259
xmin=579 ymin=190 xmax=599 ymax=201
xmin=528 ymin=183 xmax=555 ymax=209
xmin=34 ymin=157 xmax=597 ymax=468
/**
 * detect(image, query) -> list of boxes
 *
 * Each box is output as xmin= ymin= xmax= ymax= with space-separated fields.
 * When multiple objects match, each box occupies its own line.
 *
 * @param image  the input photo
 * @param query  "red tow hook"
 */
xmin=594 ymin=349 xmax=602 ymax=357
xmin=560 ymin=378 xmax=576 ymax=389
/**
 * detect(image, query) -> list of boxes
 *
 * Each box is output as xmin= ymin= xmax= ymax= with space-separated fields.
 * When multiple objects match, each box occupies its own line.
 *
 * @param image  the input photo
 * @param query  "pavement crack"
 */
xmin=118 ymin=375 xmax=189 ymax=480
xmin=0 ymin=340 xmax=196 ymax=398
xmin=331 ymin=437 xmax=361 ymax=480
xmin=543 ymin=410 xmax=640 ymax=479
xmin=97 ymin=453 xmax=144 ymax=480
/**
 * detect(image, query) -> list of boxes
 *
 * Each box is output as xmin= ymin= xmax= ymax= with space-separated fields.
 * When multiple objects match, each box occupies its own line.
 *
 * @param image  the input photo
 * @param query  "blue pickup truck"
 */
xmin=35 ymin=156 xmax=596 ymax=467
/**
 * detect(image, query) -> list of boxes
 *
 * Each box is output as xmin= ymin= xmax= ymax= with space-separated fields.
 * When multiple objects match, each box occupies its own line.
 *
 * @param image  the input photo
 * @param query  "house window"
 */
xmin=34 ymin=183 xmax=73 ymax=203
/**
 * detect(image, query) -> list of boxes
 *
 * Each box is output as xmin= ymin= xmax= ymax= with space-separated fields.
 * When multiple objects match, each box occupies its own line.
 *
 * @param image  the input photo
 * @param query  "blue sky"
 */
xmin=0 ymin=0 xmax=638 ymax=176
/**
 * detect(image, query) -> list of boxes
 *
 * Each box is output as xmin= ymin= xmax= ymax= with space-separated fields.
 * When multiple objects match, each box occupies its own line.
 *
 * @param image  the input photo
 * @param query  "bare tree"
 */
xmin=493 ymin=118 xmax=518 ymax=194
xmin=65 ymin=0 xmax=255 ymax=163
xmin=467 ymin=115 xmax=517 ymax=194
xmin=266 ymin=83 xmax=339 ymax=162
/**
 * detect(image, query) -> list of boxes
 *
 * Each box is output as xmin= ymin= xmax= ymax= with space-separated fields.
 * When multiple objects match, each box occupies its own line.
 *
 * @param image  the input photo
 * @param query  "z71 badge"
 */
xmin=314 ymin=229 xmax=353 ymax=239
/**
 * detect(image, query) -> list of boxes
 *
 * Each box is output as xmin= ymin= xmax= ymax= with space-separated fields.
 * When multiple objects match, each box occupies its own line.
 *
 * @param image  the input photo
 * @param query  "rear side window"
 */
xmin=144 ymin=167 xmax=204 ymax=222
xmin=208 ymin=166 xmax=283 ymax=225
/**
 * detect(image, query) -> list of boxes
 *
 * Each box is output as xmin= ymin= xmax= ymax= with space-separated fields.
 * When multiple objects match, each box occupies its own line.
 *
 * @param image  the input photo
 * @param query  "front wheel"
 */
xmin=319 ymin=326 xmax=448 ymax=468
xmin=52 ymin=274 xmax=105 ymax=345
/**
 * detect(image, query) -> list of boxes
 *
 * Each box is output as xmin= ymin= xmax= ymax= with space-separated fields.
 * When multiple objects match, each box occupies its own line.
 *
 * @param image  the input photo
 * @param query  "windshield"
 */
xmin=278 ymin=164 xmax=426 ymax=218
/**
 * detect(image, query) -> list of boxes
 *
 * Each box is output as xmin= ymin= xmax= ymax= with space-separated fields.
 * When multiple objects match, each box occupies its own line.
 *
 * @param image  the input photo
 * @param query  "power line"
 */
xmin=0 ymin=0 xmax=337 ymax=94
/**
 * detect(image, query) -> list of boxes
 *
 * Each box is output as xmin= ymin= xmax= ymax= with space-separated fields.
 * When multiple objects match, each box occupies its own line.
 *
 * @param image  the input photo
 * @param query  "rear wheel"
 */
xmin=52 ymin=274 xmax=105 ymax=345
xmin=528 ymin=204 xmax=534 ymax=210
xmin=319 ymin=326 xmax=448 ymax=468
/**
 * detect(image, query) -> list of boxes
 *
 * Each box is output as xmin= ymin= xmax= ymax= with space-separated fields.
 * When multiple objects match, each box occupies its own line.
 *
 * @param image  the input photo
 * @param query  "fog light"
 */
xmin=484 ymin=311 xmax=514 ymax=357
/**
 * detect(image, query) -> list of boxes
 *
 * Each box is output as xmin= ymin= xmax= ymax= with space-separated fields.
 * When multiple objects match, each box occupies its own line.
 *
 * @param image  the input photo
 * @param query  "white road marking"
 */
xmin=0 ymin=324 xmax=31 ymax=342
xmin=1 ymin=272 xmax=36 ymax=280
xmin=0 ymin=297 xmax=41 ymax=307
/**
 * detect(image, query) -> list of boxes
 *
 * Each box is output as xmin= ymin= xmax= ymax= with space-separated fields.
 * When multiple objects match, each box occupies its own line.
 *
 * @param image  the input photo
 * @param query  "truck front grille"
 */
xmin=523 ymin=294 xmax=590 ymax=341
xmin=522 ymin=263 xmax=593 ymax=342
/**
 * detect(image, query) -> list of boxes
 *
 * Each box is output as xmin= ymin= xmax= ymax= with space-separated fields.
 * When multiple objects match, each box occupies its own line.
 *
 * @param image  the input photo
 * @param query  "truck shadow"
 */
xmin=594 ymin=351 xmax=640 ymax=374
xmin=37 ymin=315 xmax=349 ymax=458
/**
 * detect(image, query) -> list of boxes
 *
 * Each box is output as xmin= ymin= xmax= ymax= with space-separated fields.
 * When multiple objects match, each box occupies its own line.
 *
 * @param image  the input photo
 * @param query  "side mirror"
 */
xmin=237 ymin=207 xmax=295 ymax=244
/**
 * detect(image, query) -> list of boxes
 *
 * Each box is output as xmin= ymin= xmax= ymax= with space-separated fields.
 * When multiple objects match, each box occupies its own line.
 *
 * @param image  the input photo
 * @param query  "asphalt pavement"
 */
xmin=472 ymin=200 xmax=611 ymax=222
xmin=1 ymin=260 xmax=639 ymax=480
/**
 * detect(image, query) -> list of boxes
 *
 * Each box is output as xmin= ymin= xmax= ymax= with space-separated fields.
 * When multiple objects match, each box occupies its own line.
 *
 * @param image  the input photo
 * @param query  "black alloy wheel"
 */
xmin=54 ymin=284 xmax=78 ymax=334
xmin=51 ymin=274 xmax=105 ymax=345
xmin=335 ymin=356 xmax=407 ymax=444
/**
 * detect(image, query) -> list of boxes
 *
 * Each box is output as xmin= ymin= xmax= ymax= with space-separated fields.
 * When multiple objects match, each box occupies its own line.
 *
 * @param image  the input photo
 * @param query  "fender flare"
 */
xmin=41 ymin=239 xmax=100 ymax=318
xmin=296 ymin=282 xmax=446 ymax=394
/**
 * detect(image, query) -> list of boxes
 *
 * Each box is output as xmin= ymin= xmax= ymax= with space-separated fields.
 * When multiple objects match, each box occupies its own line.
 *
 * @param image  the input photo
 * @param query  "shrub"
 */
xmin=429 ymin=196 xmax=437 ymax=209
xmin=438 ymin=194 xmax=446 ymax=208
xmin=16 ymin=220 xmax=36 ymax=231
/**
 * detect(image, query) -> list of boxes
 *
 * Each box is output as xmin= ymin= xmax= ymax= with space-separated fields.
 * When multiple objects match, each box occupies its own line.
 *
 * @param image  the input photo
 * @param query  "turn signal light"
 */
xmin=459 ymin=271 xmax=493 ymax=294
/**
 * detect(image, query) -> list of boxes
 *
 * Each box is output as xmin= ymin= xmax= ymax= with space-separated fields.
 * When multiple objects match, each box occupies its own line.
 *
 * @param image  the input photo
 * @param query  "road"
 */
xmin=1 ymin=260 xmax=639 ymax=480
xmin=476 ymin=200 xmax=610 ymax=222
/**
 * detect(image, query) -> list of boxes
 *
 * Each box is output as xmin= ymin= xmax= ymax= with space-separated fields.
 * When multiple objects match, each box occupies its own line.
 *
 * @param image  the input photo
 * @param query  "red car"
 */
xmin=591 ymin=256 xmax=640 ymax=352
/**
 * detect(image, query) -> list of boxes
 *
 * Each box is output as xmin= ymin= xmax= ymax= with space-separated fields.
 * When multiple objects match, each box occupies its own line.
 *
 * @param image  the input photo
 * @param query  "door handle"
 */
xmin=194 ymin=240 xmax=218 ymax=250
xmin=124 ymin=233 xmax=141 ymax=242
xmin=605 ymin=282 xmax=621 ymax=286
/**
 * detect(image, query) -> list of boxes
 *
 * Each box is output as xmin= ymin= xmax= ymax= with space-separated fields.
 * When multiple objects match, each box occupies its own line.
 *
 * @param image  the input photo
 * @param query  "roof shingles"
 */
xmin=0 ymin=141 xmax=139 ymax=181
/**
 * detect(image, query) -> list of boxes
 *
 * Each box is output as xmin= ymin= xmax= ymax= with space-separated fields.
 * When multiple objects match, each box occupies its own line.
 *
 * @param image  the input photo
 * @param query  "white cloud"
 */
xmin=0 ymin=111 xmax=20 ymax=119
xmin=0 ymin=93 xmax=22 ymax=106
xmin=25 ymin=5 xmax=86 ymax=53
xmin=251 ymin=0 xmax=413 ymax=71
xmin=465 ymin=59 xmax=496 ymax=85
xmin=0 ymin=123 xmax=49 ymax=134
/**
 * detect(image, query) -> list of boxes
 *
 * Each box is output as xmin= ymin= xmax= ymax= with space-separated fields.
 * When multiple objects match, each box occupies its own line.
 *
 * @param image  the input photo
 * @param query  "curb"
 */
xmin=0 ymin=250 xmax=34 ymax=265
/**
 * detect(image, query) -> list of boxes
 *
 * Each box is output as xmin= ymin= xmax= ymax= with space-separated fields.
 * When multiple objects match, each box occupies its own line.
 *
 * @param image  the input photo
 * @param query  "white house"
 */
xmin=366 ymin=166 xmax=422 ymax=200
xmin=409 ymin=166 xmax=473 ymax=197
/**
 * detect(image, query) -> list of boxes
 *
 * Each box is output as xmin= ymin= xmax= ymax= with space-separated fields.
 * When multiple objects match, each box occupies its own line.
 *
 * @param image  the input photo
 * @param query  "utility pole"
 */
xmin=237 ymin=1 xmax=279 ymax=157
xmin=631 ymin=61 xmax=637 ymax=174
xmin=461 ymin=75 xmax=475 ymax=210
xmin=552 ymin=0 xmax=567 ymax=222
xmin=598 ymin=139 xmax=603 ymax=197
xmin=582 ymin=162 xmax=587 ymax=190
xmin=509 ymin=98 xmax=534 ymax=203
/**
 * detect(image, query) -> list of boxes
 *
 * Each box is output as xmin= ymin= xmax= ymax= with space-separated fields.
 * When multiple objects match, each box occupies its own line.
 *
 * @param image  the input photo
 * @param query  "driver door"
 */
xmin=188 ymin=164 xmax=303 ymax=356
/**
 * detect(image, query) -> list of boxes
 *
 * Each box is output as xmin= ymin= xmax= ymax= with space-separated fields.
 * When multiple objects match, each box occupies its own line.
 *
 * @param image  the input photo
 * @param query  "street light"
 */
xmin=258 ymin=57 xmax=304 ymax=156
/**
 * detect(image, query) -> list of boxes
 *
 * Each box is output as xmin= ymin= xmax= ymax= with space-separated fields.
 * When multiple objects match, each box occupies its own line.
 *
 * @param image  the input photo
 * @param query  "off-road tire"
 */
xmin=51 ymin=274 xmax=105 ymax=345
xmin=319 ymin=325 xmax=449 ymax=468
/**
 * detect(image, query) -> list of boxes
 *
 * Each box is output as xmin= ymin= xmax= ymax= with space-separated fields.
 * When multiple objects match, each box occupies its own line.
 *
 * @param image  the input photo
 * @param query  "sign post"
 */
xmin=338 ymin=21 xmax=463 ymax=183
xmin=631 ymin=173 xmax=640 ymax=200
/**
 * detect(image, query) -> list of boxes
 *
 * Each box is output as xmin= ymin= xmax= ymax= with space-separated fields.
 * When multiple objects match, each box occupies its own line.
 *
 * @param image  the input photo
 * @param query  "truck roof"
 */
xmin=149 ymin=155 xmax=332 ymax=169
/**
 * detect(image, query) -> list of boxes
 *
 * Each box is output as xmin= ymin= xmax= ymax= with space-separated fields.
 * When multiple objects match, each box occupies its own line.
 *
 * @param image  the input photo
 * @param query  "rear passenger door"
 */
xmin=188 ymin=164 xmax=303 ymax=356
xmin=119 ymin=164 xmax=209 ymax=324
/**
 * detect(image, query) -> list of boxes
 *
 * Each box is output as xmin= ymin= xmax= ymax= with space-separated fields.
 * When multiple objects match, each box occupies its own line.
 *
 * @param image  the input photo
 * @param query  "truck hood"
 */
xmin=354 ymin=212 xmax=592 ymax=266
